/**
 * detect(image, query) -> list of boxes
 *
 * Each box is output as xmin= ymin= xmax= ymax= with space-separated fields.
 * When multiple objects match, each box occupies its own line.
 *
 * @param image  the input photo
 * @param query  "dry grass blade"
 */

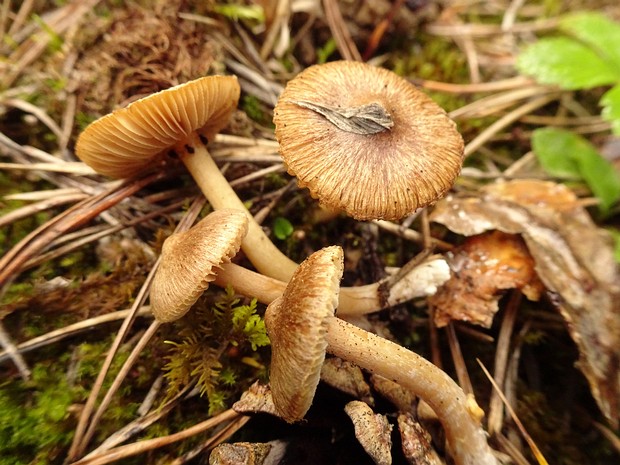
xmin=322 ymin=0 xmax=362 ymax=61
xmin=0 ymin=162 xmax=97 ymax=174
xmin=477 ymin=360 xmax=549 ymax=465
xmin=70 ymin=409 xmax=244 ymax=465
xmin=0 ymin=321 xmax=31 ymax=379
xmin=0 ymin=171 xmax=166 ymax=292
xmin=464 ymin=93 xmax=561 ymax=157
xmin=0 ymin=193 xmax=88 ymax=229
xmin=68 ymin=196 xmax=207 ymax=460
xmin=85 ymin=384 xmax=194 ymax=458
xmin=488 ymin=291 xmax=522 ymax=435
xmin=0 ymin=307 xmax=152 ymax=364
xmin=168 ymin=414 xmax=251 ymax=465
xmin=80 ymin=321 xmax=162 ymax=454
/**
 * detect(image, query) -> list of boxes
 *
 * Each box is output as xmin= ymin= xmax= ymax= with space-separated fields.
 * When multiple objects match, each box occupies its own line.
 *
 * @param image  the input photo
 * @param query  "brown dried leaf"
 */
xmin=233 ymin=381 xmax=278 ymax=416
xmin=320 ymin=357 xmax=375 ymax=406
xmin=430 ymin=180 xmax=620 ymax=427
xmin=208 ymin=442 xmax=273 ymax=465
xmin=397 ymin=413 xmax=443 ymax=465
xmin=429 ymin=231 xmax=544 ymax=328
xmin=344 ymin=401 xmax=393 ymax=465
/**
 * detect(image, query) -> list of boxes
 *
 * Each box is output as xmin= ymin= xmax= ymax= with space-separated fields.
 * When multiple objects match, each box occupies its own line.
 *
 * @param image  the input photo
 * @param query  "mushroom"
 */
xmin=264 ymin=246 xmax=497 ymax=465
xmin=150 ymin=208 xmax=249 ymax=322
xmin=75 ymin=75 xmax=298 ymax=282
xmin=212 ymin=252 xmax=450 ymax=316
xmin=273 ymin=61 xmax=464 ymax=221
xmin=151 ymin=209 xmax=449 ymax=320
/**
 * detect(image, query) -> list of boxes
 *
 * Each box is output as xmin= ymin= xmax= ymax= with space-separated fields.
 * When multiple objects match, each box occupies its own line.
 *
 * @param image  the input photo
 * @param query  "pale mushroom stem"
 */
xmin=325 ymin=317 xmax=497 ymax=465
xmin=213 ymin=259 xmax=447 ymax=315
xmin=177 ymin=134 xmax=298 ymax=282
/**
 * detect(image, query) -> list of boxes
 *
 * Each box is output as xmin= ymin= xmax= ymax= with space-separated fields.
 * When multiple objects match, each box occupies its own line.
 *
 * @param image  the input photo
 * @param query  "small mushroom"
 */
xmin=212 ymin=253 xmax=450 ymax=316
xmin=150 ymin=209 xmax=248 ymax=322
xmin=76 ymin=76 xmax=298 ymax=282
xmin=150 ymin=210 xmax=448 ymax=319
xmin=264 ymin=246 xmax=497 ymax=465
xmin=274 ymin=61 xmax=464 ymax=220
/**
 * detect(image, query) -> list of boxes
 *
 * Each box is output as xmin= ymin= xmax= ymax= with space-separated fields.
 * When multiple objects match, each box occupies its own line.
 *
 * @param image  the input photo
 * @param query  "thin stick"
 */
xmin=80 ymin=321 xmax=162 ymax=454
xmin=0 ymin=320 xmax=31 ymax=379
xmin=488 ymin=291 xmax=522 ymax=434
xmin=477 ymin=360 xmax=549 ymax=465
xmin=322 ymin=0 xmax=362 ymax=61
xmin=70 ymin=409 xmax=243 ymax=465
xmin=464 ymin=93 xmax=560 ymax=158
xmin=68 ymin=196 xmax=206 ymax=460
xmin=0 ymin=307 xmax=152 ymax=364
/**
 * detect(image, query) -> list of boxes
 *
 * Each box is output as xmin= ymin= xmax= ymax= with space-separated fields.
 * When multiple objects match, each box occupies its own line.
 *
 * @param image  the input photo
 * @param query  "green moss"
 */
xmin=0 ymin=355 xmax=78 ymax=463
xmin=162 ymin=286 xmax=270 ymax=416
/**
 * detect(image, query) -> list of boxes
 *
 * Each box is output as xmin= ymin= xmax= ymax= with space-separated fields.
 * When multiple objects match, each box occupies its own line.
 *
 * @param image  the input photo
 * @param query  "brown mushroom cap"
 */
xmin=150 ymin=209 xmax=249 ymax=323
xmin=264 ymin=246 xmax=344 ymax=422
xmin=75 ymin=76 xmax=240 ymax=178
xmin=273 ymin=61 xmax=464 ymax=220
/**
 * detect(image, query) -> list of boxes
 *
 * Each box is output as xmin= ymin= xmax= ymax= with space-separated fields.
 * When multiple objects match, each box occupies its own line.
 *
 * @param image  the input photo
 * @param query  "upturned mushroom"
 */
xmin=75 ymin=76 xmax=298 ymax=282
xmin=150 ymin=210 xmax=449 ymax=320
xmin=264 ymin=246 xmax=497 ymax=465
xmin=273 ymin=61 xmax=465 ymax=220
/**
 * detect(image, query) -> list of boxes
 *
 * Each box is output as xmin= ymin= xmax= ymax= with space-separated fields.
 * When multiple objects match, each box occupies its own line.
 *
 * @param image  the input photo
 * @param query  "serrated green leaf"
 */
xmin=532 ymin=128 xmax=620 ymax=213
xmin=516 ymin=37 xmax=620 ymax=89
xmin=560 ymin=12 xmax=620 ymax=73
xmin=601 ymin=84 xmax=620 ymax=135
xmin=273 ymin=217 xmax=294 ymax=240
xmin=531 ymin=128 xmax=582 ymax=178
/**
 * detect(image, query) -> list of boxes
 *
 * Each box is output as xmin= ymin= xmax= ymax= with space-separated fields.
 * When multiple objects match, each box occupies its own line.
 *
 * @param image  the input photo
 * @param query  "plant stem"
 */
xmin=325 ymin=317 xmax=497 ymax=465
xmin=213 ymin=257 xmax=448 ymax=315
xmin=178 ymin=136 xmax=298 ymax=282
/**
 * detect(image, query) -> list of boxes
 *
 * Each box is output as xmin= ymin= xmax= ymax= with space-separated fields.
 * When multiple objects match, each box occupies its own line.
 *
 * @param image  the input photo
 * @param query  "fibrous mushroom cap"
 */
xmin=150 ymin=209 xmax=248 ymax=323
xmin=273 ymin=61 xmax=464 ymax=220
xmin=264 ymin=246 xmax=344 ymax=422
xmin=76 ymin=75 xmax=240 ymax=178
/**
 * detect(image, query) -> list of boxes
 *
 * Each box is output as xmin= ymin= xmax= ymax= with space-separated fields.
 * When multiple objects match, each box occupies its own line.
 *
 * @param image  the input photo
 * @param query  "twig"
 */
xmin=0 ymin=171 xmax=166 ymax=292
xmin=322 ymin=0 xmax=362 ymax=61
xmin=70 ymin=409 xmax=244 ymax=465
xmin=478 ymin=360 xmax=549 ymax=465
xmin=0 ymin=307 xmax=152 ymax=364
xmin=488 ymin=291 xmax=522 ymax=434
xmin=80 ymin=320 xmax=162 ymax=454
xmin=464 ymin=93 xmax=561 ymax=157
xmin=0 ymin=320 xmax=31 ymax=379
xmin=68 ymin=197 xmax=206 ymax=460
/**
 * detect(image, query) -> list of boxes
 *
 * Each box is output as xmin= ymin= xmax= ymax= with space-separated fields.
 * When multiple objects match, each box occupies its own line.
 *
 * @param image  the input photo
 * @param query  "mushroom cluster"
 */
xmin=74 ymin=63 xmax=484 ymax=464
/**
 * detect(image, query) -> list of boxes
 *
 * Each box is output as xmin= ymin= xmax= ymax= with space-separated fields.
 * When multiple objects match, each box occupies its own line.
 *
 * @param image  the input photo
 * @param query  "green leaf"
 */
xmin=601 ymin=84 xmax=620 ymax=136
xmin=531 ymin=128 xmax=581 ymax=178
xmin=516 ymin=37 xmax=620 ymax=89
xmin=532 ymin=128 xmax=620 ymax=213
xmin=273 ymin=216 xmax=294 ymax=240
xmin=560 ymin=12 xmax=620 ymax=73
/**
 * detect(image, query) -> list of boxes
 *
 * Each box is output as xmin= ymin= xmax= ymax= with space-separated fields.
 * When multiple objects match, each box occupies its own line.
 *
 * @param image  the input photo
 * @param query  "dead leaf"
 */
xmin=429 ymin=231 xmax=544 ymax=328
xmin=430 ymin=179 xmax=620 ymax=427
xmin=320 ymin=357 xmax=375 ymax=406
xmin=344 ymin=400 xmax=393 ymax=465
xmin=397 ymin=413 xmax=443 ymax=465
xmin=233 ymin=381 xmax=278 ymax=416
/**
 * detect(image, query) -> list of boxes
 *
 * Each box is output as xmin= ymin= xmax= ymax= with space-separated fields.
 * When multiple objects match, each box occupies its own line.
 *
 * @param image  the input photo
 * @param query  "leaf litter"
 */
xmin=431 ymin=179 xmax=620 ymax=427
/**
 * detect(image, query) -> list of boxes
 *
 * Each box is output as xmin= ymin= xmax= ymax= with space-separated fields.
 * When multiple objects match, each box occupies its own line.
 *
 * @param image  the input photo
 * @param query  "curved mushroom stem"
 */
xmin=177 ymin=134 xmax=298 ymax=282
xmin=213 ymin=257 xmax=450 ymax=315
xmin=325 ymin=317 xmax=497 ymax=465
